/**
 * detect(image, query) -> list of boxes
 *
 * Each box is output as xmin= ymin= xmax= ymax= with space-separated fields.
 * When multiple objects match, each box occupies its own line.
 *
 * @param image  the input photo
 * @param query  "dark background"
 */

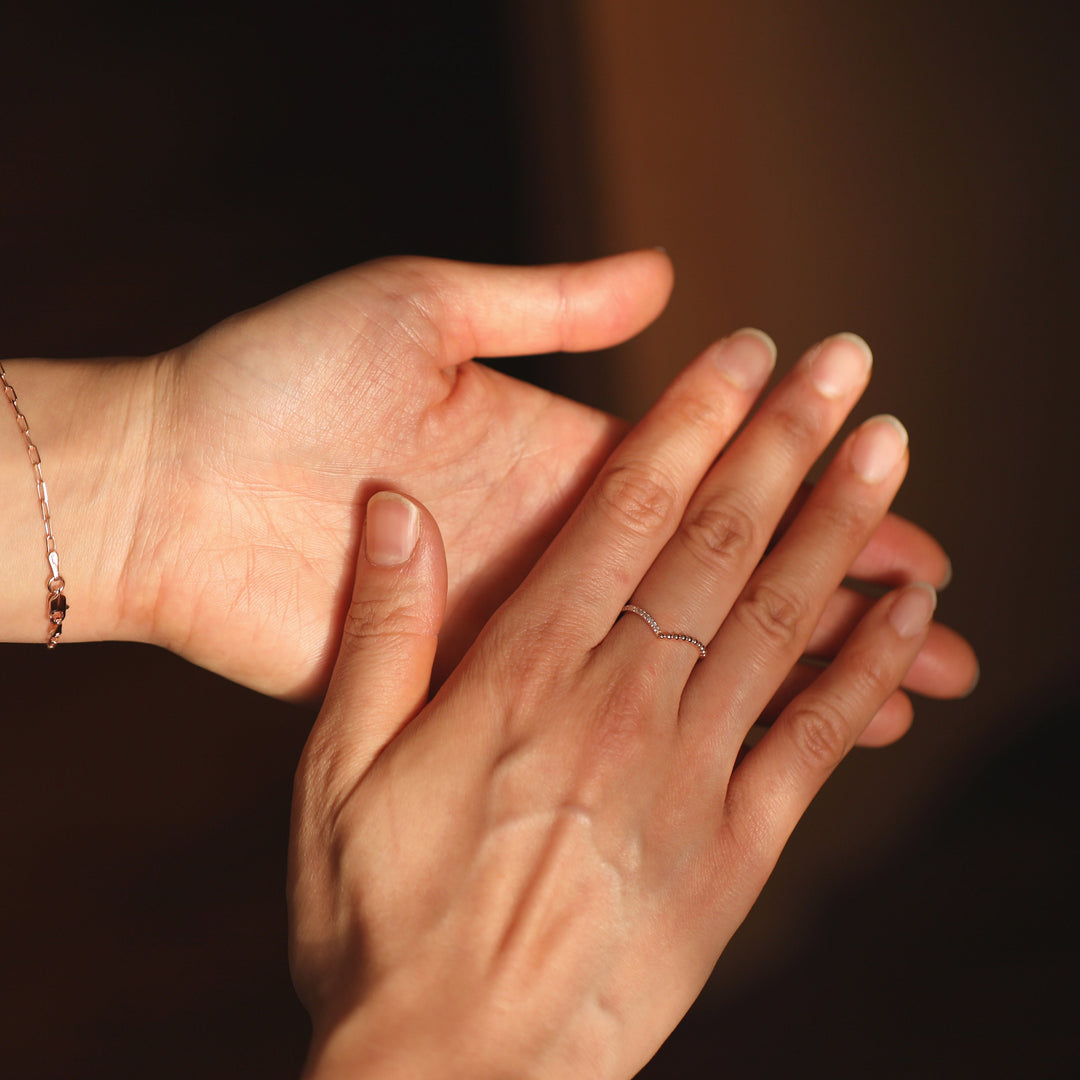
xmin=2 ymin=2 xmax=1077 ymax=1077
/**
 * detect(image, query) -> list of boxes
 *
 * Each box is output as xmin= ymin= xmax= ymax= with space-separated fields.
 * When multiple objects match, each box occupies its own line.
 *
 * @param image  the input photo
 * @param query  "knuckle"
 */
xmin=787 ymin=696 xmax=853 ymax=771
xmin=604 ymin=662 xmax=659 ymax=721
xmin=585 ymin=663 xmax=664 ymax=770
xmin=678 ymin=497 xmax=758 ymax=576
xmin=848 ymin=643 xmax=898 ymax=700
xmin=364 ymin=258 xmax=447 ymax=353
xmin=770 ymin=402 xmax=820 ymax=449
xmin=716 ymin=808 xmax=772 ymax=881
xmin=735 ymin=580 xmax=812 ymax=650
xmin=594 ymin=460 xmax=678 ymax=538
xmin=342 ymin=592 xmax=435 ymax=650
xmin=666 ymin=387 xmax=728 ymax=434
xmin=368 ymin=254 xmax=438 ymax=297
xmin=811 ymin=497 xmax=870 ymax=544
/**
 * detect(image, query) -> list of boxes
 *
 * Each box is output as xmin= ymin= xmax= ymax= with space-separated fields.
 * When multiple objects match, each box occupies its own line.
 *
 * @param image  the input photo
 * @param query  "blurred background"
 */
xmin=2 ymin=1 xmax=1076 ymax=1076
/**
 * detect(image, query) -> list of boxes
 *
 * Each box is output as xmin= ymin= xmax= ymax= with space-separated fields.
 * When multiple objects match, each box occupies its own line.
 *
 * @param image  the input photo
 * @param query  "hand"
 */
xmin=132 ymin=253 xmax=970 ymax=707
xmin=289 ymin=332 xmax=950 ymax=1078
xmin=133 ymin=252 xmax=670 ymax=698
xmin=2 ymin=253 xmax=974 ymax=715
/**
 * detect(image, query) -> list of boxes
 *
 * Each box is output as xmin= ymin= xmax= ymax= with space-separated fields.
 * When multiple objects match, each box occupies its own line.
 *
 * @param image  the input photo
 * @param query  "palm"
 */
xmin=150 ymin=258 xmax=633 ymax=699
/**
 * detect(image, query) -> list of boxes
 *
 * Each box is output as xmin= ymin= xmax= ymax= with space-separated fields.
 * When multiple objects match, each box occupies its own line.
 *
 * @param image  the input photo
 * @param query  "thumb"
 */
xmin=363 ymin=248 xmax=675 ymax=363
xmin=301 ymin=491 xmax=447 ymax=805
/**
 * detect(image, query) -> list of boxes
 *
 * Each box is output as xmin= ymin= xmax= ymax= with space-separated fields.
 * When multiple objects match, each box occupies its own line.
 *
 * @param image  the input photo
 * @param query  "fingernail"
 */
xmin=807 ymin=332 xmax=873 ymax=398
xmin=889 ymin=583 xmax=937 ymax=638
xmin=713 ymin=328 xmax=777 ymax=390
xmin=850 ymin=415 xmax=909 ymax=483
xmin=962 ymin=663 xmax=981 ymax=697
xmin=365 ymin=492 xmax=420 ymax=566
xmin=939 ymin=557 xmax=953 ymax=590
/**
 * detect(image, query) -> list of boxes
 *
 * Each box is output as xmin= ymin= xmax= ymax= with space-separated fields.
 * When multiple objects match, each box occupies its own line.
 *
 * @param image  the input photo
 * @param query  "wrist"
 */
xmin=305 ymin=1008 xmax=515 ymax=1080
xmin=302 ymin=983 xmax=598 ymax=1080
xmin=0 ymin=355 xmax=167 ymax=646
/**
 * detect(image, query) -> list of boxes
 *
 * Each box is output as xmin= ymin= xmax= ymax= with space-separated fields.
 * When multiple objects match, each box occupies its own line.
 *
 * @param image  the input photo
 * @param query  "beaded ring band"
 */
xmin=619 ymin=604 xmax=707 ymax=659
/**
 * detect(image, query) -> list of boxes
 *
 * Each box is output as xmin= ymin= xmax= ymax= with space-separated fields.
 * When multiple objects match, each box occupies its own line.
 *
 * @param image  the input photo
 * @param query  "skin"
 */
xmin=0 ymin=258 xmax=977 ymax=1073
xmin=0 ymin=252 xmax=975 ymax=731
xmin=289 ymin=332 xmax=944 ymax=1078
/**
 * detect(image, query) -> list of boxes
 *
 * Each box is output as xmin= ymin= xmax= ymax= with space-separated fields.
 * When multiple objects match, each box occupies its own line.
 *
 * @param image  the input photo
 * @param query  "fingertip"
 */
xmin=831 ymin=331 xmax=873 ymax=366
xmin=312 ymin=490 xmax=447 ymax=791
xmin=602 ymin=245 xmax=675 ymax=293
xmin=888 ymin=582 xmax=937 ymax=639
xmin=961 ymin=661 xmax=981 ymax=698
xmin=730 ymin=327 xmax=778 ymax=366
xmin=424 ymin=250 xmax=676 ymax=359
xmin=846 ymin=512 xmax=953 ymax=590
xmin=599 ymin=245 xmax=676 ymax=305
xmin=901 ymin=620 xmax=980 ymax=701
xmin=939 ymin=556 xmax=954 ymax=590
xmin=345 ymin=489 xmax=448 ymax=648
xmin=849 ymin=415 xmax=909 ymax=484
xmin=806 ymin=333 xmax=873 ymax=399
xmin=552 ymin=250 xmax=674 ymax=353
xmin=709 ymin=328 xmax=777 ymax=391
xmin=857 ymin=690 xmax=915 ymax=747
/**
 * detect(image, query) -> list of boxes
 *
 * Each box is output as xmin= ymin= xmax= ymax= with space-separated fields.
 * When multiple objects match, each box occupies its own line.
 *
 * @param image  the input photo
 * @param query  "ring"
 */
xmin=619 ymin=604 xmax=707 ymax=659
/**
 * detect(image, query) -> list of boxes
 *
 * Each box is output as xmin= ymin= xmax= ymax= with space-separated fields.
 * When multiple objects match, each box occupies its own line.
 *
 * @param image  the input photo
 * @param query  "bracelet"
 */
xmin=0 ymin=361 xmax=67 ymax=647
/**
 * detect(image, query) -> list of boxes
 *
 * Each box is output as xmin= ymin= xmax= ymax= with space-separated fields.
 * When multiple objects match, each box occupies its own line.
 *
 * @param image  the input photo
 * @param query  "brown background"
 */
xmin=2 ymin=2 xmax=1077 ymax=1076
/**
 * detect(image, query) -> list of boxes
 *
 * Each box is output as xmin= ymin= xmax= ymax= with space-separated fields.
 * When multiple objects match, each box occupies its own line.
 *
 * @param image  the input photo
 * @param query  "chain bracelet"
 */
xmin=0 ymin=361 xmax=67 ymax=647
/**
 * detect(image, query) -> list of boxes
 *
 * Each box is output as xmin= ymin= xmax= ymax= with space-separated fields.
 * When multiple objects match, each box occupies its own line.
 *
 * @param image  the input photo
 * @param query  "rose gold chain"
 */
xmin=0 ymin=361 xmax=67 ymax=647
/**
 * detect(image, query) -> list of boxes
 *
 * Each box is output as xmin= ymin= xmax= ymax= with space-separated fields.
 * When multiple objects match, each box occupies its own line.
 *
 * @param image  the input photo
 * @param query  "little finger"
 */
xmin=755 ymin=663 xmax=914 ymax=747
xmin=720 ymin=584 xmax=936 ymax=868
xmin=803 ymin=586 xmax=979 ymax=699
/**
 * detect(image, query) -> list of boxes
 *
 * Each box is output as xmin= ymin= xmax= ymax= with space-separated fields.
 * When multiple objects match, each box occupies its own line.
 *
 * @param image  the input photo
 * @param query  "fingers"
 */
xmin=802 ymin=586 xmax=979 ymax=699
xmin=363 ymin=249 xmax=675 ymax=364
xmin=298 ymin=492 xmax=447 ymax=809
xmin=859 ymin=692 xmax=916 ymax=746
xmin=756 ymin=665 xmax=915 ymax=746
xmin=774 ymin=497 xmax=953 ymax=590
xmin=608 ymin=334 xmax=874 ymax=682
xmin=505 ymin=329 xmax=778 ymax=645
xmin=681 ymin=412 xmax=910 ymax=745
xmin=847 ymin=511 xmax=952 ymax=589
xmin=721 ymin=583 xmax=936 ymax=868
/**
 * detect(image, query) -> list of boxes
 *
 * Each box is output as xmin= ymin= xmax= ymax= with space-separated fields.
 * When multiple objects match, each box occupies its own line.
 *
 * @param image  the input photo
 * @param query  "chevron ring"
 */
xmin=619 ymin=605 xmax=707 ymax=660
